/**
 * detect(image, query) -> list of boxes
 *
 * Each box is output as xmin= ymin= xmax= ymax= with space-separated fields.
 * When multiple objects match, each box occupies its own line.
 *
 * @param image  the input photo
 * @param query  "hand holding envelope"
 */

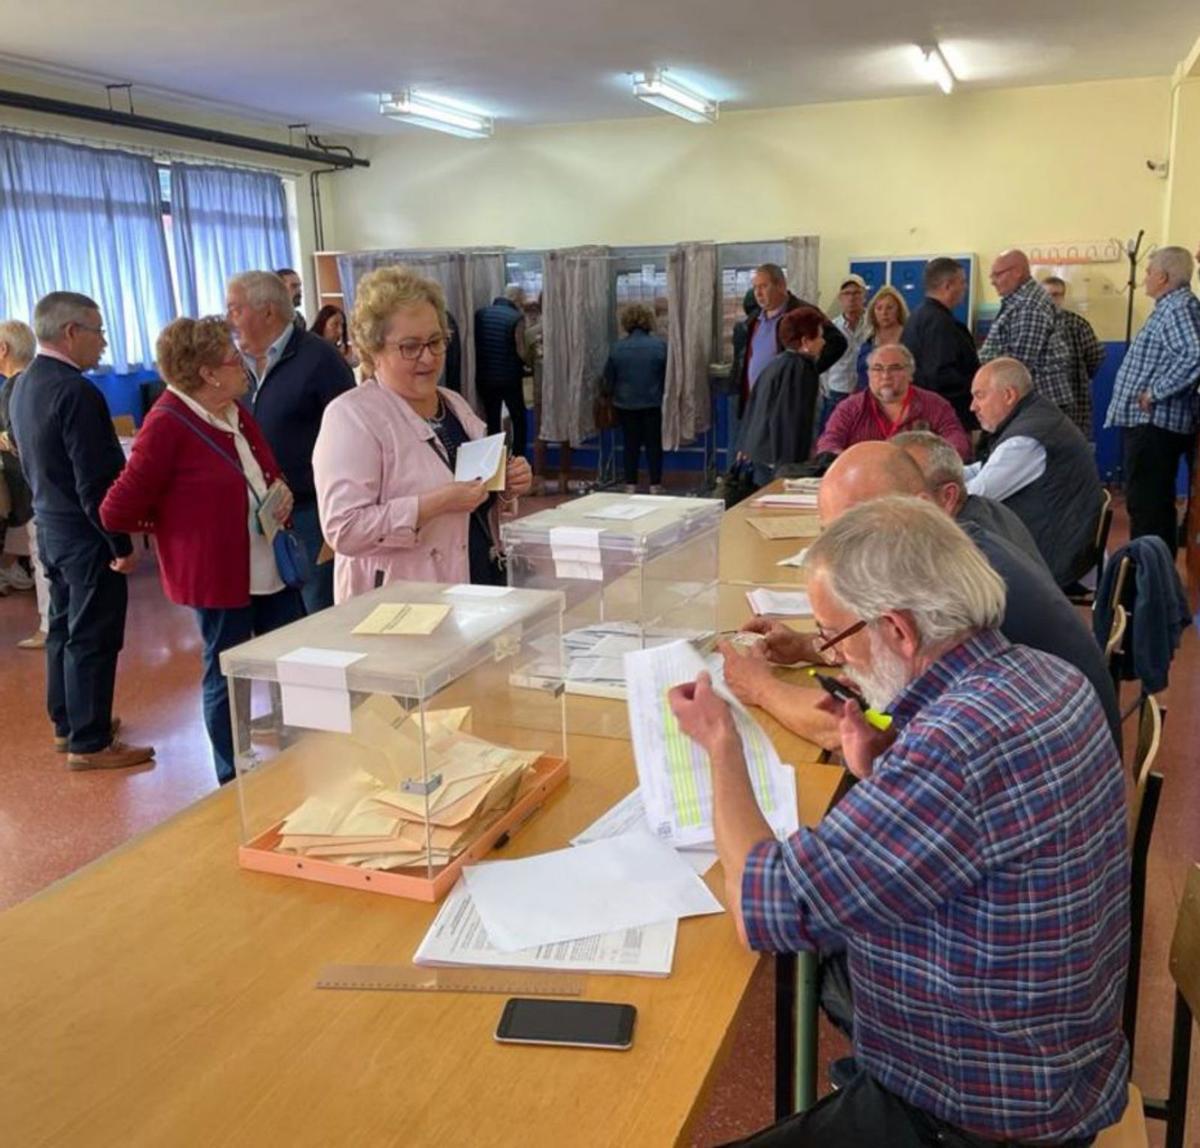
xmin=454 ymin=433 xmax=507 ymax=491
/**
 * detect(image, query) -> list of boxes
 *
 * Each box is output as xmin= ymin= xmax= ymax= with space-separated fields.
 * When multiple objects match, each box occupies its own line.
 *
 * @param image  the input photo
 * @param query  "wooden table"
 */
xmin=719 ymin=482 xmax=821 ymax=587
xmin=0 ymin=724 xmax=841 ymax=1148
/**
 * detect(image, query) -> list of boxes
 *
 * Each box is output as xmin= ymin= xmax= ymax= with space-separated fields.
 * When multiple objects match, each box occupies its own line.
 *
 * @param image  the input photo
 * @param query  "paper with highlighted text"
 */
xmin=623 ymin=640 xmax=798 ymax=849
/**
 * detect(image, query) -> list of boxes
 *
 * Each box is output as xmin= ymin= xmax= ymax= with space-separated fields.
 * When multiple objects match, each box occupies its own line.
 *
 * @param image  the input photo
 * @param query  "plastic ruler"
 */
xmin=315 ymin=965 xmax=586 ymax=996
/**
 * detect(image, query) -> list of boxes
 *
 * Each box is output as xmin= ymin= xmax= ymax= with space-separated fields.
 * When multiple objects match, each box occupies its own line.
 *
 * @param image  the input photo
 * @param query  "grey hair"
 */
xmin=0 ymin=319 xmax=36 ymax=366
xmin=804 ymin=495 xmax=1006 ymax=650
xmin=866 ymin=342 xmax=916 ymax=372
xmin=1149 ymin=246 xmax=1194 ymax=290
xmin=755 ymin=262 xmax=787 ymax=285
xmin=503 ymin=284 xmax=526 ymax=304
xmin=33 ymin=292 xmax=100 ymax=342
xmin=891 ymin=430 xmax=965 ymax=493
xmin=983 ymin=356 xmax=1033 ymax=398
xmin=228 ymin=270 xmax=294 ymax=316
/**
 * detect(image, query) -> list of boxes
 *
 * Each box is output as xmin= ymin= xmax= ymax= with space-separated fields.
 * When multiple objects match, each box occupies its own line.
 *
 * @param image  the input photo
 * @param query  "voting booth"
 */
xmin=220 ymin=582 xmax=569 ymax=902
xmin=502 ymin=494 xmax=722 ymax=713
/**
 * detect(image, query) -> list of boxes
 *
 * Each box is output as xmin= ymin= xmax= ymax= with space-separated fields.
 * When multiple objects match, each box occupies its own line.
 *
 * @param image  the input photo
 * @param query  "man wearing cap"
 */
xmin=817 ymin=275 xmax=870 ymax=433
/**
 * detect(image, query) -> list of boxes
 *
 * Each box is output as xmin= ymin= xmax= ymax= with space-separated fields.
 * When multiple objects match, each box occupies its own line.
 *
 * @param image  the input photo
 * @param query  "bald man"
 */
xmin=967 ymin=358 xmax=1102 ymax=586
xmin=726 ymin=441 xmax=1121 ymax=750
xmin=979 ymin=249 xmax=1072 ymax=408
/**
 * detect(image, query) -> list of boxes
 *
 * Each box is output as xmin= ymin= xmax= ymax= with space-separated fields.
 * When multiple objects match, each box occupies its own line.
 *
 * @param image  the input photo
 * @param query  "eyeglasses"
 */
xmin=867 ymin=363 xmax=908 ymax=376
xmin=814 ymin=618 xmax=869 ymax=662
xmin=388 ymin=334 xmax=451 ymax=360
xmin=74 ymin=322 xmax=106 ymax=337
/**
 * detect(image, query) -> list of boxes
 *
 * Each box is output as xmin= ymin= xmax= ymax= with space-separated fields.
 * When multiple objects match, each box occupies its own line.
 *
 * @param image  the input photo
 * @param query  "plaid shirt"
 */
xmin=741 ymin=630 xmax=1129 ymax=1142
xmin=1104 ymin=285 xmax=1200 ymax=434
xmin=1056 ymin=309 xmax=1106 ymax=439
xmin=981 ymin=278 xmax=1074 ymax=407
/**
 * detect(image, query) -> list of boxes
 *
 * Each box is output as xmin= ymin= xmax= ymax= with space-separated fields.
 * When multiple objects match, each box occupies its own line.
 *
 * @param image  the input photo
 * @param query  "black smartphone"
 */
xmin=494 ymin=998 xmax=636 ymax=1050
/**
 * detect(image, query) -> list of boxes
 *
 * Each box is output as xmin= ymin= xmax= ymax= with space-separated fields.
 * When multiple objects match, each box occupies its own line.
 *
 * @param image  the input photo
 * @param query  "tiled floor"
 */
xmin=0 ymin=495 xmax=1196 ymax=1145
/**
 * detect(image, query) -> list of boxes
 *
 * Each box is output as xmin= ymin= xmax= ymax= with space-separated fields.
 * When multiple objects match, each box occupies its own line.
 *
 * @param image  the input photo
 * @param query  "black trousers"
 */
xmin=480 ymin=380 xmax=528 ymax=459
xmin=1122 ymin=424 xmax=1196 ymax=555
xmin=618 ymin=406 xmax=663 ymax=484
xmin=724 ymin=1070 xmax=1094 ymax=1148
xmin=39 ymin=530 xmax=128 ymax=754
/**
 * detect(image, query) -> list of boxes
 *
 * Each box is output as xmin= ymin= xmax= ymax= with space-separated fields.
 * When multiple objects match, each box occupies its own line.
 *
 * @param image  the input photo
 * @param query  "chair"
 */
xmin=1096 ymin=862 xmax=1200 ymax=1148
xmin=1105 ymin=605 xmax=1127 ymax=697
xmin=1122 ymin=694 xmax=1163 ymax=1053
xmin=1068 ymin=488 xmax=1114 ymax=604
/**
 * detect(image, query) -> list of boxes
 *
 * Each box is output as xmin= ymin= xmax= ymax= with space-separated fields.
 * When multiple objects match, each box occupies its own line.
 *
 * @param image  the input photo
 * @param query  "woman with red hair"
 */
xmin=736 ymin=305 xmax=826 ymax=486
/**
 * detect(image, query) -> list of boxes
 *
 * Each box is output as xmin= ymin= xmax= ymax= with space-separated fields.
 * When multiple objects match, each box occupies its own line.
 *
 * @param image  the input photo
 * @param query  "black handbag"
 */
xmin=159 ymin=406 xmax=311 ymax=590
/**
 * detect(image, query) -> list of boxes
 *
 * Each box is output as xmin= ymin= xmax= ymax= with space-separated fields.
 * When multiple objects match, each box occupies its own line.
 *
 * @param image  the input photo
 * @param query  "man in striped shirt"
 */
xmin=670 ymin=497 xmax=1129 ymax=1147
xmin=1103 ymin=245 xmax=1200 ymax=554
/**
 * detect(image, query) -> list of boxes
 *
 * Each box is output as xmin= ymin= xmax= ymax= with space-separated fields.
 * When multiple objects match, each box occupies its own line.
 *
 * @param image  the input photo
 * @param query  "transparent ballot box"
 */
xmin=219 ymin=582 xmax=568 ymax=902
xmin=501 ymin=493 xmax=722 ymax=714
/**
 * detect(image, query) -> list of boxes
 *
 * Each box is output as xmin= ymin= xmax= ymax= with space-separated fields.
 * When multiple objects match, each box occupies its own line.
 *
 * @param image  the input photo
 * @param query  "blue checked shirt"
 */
xmin=1104 ymin=285 xmax=1200 ymax=434
xmin=741 ymin=630 xmax=1129 ymax=1142
xmin=981 ymin=278 xmax=1074 ymax=407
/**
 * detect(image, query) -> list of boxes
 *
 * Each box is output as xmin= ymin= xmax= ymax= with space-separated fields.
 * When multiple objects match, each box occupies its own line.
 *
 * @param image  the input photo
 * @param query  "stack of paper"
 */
xmin=754 ymin=491 xmax=819 ymax=509
xmin=273 ymin=696 xmax=540 ymax=872
xmin=746 ymin=588 xmax=813 ymax=616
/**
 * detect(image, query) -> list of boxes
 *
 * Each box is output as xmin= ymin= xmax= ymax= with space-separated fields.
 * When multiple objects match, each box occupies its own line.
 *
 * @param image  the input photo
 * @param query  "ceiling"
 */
xmin=1 ymin=0 xmax=1196 ymax=136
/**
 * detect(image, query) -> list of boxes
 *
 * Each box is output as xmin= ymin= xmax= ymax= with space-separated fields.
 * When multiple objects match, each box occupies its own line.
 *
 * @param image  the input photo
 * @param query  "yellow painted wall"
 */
xmin=334 ymin=76 xmax=1176 ymax=340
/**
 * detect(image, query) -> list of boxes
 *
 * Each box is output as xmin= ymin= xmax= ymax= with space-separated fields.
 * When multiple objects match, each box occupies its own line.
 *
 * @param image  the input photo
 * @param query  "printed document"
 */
xmin=414 ymin=879 xmax=678 ymax=976
xmin=462 ymin=830 xmax=723 ymax=952
xmin=571 ymin=789 xmax=718 ymax=875
xmin=623 ymin=640 xmax=799 ymax=848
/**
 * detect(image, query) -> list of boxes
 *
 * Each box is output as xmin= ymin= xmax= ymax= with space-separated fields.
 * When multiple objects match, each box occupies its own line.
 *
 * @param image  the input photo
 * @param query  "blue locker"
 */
xmin=889 ymin=259 xmax=926 ymax=318
xmin=848 ymin=260 xmax=886 ymax=301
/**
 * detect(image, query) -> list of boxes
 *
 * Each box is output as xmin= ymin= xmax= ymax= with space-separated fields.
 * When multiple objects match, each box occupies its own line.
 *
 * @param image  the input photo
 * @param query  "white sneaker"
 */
xmin=0 ymin=564 xmax=34 ymax=591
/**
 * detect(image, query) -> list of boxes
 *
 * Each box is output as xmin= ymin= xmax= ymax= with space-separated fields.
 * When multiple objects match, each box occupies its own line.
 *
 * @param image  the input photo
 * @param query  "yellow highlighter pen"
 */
xmin=807 ymin=669 xmax=894 ymax=732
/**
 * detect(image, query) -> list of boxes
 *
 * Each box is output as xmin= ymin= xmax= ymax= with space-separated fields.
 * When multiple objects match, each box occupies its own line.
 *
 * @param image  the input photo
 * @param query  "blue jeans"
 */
xmin=816 ymin=391 xmax=851 ymax=437
xmin=194 ymin=588 xmax=305 ymax=784
xmin=290 ymin=500 xmax=334 ymax=615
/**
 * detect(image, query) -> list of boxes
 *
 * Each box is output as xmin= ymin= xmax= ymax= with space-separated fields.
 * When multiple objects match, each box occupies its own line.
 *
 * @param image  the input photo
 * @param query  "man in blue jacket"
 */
xmin=9 ymin=292 xmax=154 ymax=770
xmin=227 ymin=271 xmax=355 ymax=614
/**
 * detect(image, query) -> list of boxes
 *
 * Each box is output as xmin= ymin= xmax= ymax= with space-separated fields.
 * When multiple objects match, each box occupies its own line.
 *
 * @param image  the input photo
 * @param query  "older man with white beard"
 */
xmin=668 ymin=497 xmax=1129 ymax=1148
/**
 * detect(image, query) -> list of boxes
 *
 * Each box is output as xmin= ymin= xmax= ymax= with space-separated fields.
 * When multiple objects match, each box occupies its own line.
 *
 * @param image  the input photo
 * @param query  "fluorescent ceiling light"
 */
xmin=379 ymin=90 xmax=493 ymax=139
xmin=921 ymin=45 xmax=956 ymax=95
xmin=632 ymin=70 xmax=718 ymax=124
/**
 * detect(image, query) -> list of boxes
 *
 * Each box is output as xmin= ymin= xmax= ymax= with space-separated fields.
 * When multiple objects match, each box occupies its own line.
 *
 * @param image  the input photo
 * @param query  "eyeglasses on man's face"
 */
xmin=388 ymin=334 xmax=451 ymax=361
xmin=867 ymin=363 xmax=908 ymax=377
xmin=814 ymin=618 xmax=869 ymax=662
xmin=73 ymin=322 xmax=106 ymax=338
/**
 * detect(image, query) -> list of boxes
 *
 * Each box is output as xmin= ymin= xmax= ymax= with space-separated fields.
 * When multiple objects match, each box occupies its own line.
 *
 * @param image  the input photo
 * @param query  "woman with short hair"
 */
xmin=100 ymin=317 xmax=302 ymax=785
xmin=602 ymin=302 xmax=668 ymax=493
xmin=313 ymin=266 xmax=532 ymax=601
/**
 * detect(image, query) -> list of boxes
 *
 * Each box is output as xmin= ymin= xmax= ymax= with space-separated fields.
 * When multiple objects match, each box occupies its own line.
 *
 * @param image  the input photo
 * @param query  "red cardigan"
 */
xmin=100 ymin=392 xmax=284 ymax=609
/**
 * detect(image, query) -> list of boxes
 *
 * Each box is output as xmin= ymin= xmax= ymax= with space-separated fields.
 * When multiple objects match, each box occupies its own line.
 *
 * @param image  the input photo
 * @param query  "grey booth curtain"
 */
xmin=541 ymin=246 xmax=611 ymax=446
xmin=784 ymin=236 xmax=821 ymax=309
xmin=662 ymin=242 xmax=717 ymax=449
xmin=336 ymin=249 xmax=507 ymax=407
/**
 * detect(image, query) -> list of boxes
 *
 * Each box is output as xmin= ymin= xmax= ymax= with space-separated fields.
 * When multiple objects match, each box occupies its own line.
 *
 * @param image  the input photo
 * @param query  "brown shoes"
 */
xmin=55 ymin=717 xmax=123 ymax=754
xmin=66 ymin=740 xmax=155 ymax=772
xmin=17 ymin=630 xmax=46 ymax=650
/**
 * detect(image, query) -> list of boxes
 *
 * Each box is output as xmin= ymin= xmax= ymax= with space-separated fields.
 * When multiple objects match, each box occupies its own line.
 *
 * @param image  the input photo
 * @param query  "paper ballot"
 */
xmin=351 ymin=603 xmax=450 ymax=636
xmin=746 ymin=588 xmax=813 ymax=617
xmin=413 ymin=879 xmax=679 ymax=977
xmin=777 ymin=547 xmax=809 ymax=568
xmin=753 ymin=492 xmax=819 ymax=509
xmin=454 ymin=432 xmax=507 ymax=491
xmin=462 ymin=831 xmax=723 ymax=952
xmin=623 ymin=640 xmax=798 ymax=848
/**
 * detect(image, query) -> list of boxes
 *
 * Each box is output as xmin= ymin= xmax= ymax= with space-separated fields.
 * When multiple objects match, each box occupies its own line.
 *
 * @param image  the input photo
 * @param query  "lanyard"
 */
xmin=868 ymin=389 xmax=913 ymax=440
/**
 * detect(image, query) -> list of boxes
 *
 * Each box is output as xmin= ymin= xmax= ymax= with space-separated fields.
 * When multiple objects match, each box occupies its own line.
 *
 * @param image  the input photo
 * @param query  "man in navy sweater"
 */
xmin=227 ymin=271 xmax=355 ymax=614
xmin=8 ymin=292 xmax=154 ymax=770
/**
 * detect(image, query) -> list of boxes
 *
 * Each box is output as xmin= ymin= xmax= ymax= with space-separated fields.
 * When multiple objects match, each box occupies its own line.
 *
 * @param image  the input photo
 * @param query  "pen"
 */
xmin=807 ymin=669 xmax=893 ymax=731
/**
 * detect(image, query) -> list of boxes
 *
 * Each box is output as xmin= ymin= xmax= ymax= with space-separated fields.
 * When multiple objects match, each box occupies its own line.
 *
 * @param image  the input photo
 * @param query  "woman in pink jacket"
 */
xmin=313 ymin=267 xmax=532 ymax=602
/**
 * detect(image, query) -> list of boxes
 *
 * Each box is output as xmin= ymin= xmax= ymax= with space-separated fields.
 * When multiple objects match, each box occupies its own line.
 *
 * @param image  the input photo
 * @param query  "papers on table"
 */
xmin=454 ymin=432 xmax=507 ymax=490
xmin=276 ymin=647 xmax=365 ymax=733
xmin=746 ymin=588 xmax=813 ymax=617
xmin=462 ymin=830 xmax=723 ymax=952
xmin=582 ymin=500 xmax=658 ymax=521
xmin=571 ymin=789 xmax=718 ymax=875
xmin=782 ymin=478 xmax=822 ymax=494
xmin=623 ymin=639 xmax=799 ymax=848
xmin=745 ymin=515 xmax=821 ymax=541
xmin=351 ymin=603 xmax=450 ymax=636
xmin=777 ymin=546 xmax=809 ymax=568
xmin=550 ymin=526 xmax=604 ymax=581
xmin=413 ymin=879 xmax=679 ymax=977
xmin=754 ymin=491 xmax=819 ymax=509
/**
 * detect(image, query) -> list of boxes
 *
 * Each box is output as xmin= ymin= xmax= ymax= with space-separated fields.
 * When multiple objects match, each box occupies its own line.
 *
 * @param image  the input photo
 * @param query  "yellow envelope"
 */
xmin=352 ymin=603 xmax=451 ymax=636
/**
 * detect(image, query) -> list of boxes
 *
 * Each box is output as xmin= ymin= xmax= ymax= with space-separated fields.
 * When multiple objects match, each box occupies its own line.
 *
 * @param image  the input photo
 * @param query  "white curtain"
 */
xmin=541 ymin=246 xmax=611 ymax=445
xmin=662 ymin=243 xmax=717 ymax=450
xmin=784 ymin=236 xmax=821 ymax=308
xmin=335 ymin=249 xmax=507 ymax=407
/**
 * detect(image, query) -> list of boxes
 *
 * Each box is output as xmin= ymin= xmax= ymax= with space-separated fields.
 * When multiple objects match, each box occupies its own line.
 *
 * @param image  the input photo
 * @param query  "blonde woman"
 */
xmin=313 ymin=266 xmax=532 ymax=601
xmin=856 ymin=285 xmax=910 ymax=388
